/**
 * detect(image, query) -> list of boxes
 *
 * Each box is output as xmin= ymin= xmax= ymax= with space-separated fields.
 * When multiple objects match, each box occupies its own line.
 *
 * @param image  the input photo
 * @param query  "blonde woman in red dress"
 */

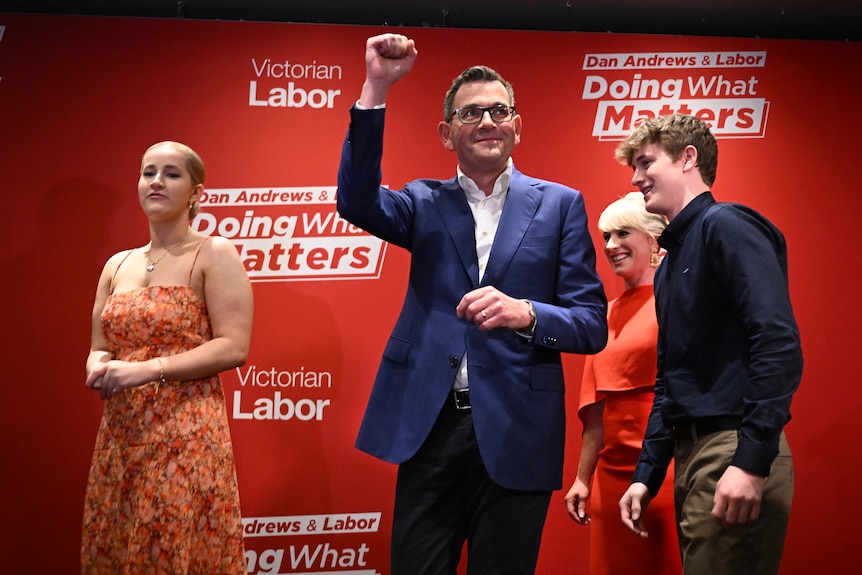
xmin=564 ymin=192 xmax=680 ymax=575
xmin=82 ymin=142 xmax=253 ymax=574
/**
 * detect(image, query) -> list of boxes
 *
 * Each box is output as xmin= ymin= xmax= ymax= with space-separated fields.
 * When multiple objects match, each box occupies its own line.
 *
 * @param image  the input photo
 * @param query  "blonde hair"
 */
xmin=598 ymin=192 xmax=667 ymax=239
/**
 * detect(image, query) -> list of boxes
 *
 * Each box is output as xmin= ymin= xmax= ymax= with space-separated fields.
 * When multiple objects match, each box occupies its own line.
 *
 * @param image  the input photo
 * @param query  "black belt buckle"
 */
xmin=452 ymin=388 xmax=471 ymax=410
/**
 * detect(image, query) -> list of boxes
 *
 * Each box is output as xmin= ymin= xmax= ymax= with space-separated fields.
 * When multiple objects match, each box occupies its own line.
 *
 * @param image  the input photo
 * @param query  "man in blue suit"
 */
xmin=337 ymin=33 xmax=608 ymax=575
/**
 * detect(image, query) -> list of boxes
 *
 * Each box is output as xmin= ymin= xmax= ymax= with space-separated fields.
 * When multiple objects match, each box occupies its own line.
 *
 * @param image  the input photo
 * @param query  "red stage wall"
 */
xmin=0 ymin=13 xmax=859 ymax=574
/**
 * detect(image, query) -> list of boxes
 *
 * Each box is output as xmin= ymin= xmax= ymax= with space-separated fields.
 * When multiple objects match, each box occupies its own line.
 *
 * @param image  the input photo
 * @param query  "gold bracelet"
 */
xmin=156 ymin=357 xmax=167 ymax=391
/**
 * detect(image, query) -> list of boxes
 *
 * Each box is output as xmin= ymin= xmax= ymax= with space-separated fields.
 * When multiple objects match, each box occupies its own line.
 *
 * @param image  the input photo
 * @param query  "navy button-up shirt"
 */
xmin=633 ymin=192 xmax=803 ymax=493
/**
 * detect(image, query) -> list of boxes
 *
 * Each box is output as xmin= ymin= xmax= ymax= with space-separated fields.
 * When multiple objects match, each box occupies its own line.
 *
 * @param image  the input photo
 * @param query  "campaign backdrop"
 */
xmin=0 ymin=12 xmax=859 ymax=574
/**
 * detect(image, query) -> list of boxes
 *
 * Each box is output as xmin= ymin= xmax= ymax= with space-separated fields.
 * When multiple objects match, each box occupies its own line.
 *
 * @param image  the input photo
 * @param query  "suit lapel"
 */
xmin=482 ymin=171 xmax=541 ymax=287
xmin=434 ymin=179 xmax=481 ymax=287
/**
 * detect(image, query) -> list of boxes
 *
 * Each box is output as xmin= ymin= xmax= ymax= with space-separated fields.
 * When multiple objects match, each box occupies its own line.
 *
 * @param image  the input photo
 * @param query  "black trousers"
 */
xmin=390 ymin=402 xmax=552 ymax=575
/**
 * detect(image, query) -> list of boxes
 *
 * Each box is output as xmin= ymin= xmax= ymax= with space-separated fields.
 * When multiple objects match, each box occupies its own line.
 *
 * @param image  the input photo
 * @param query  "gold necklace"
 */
xmin=146 ymin=230 xmax=191 ymax=272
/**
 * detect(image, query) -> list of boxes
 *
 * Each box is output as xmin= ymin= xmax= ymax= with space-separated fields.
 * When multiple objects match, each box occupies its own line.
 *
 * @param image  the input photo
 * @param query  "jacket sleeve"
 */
xmin=530 ymin=189 xmax=608 ymax=355
xmin=336 ymin=105 xmax=414 ymax=248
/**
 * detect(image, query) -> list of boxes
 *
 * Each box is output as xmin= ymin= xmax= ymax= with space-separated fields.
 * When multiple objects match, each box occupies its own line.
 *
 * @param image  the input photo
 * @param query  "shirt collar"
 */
xmin=457 ymin=158 xmax=514 ymax=203
xmin=659 ymin=191 xmax=715 ymax=251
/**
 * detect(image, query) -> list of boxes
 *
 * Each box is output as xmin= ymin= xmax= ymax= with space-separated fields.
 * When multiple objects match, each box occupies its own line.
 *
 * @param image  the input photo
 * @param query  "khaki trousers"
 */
xmin=674 ymin=429 xmax=793 ymax=575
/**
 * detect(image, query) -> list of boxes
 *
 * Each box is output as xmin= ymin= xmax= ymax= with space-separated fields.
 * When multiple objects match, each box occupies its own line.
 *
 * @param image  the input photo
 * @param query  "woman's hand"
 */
xmin=86 ymin=359 xmax=158 ymax=400
xmin=564 ymin=477 xmax=593 ymax=525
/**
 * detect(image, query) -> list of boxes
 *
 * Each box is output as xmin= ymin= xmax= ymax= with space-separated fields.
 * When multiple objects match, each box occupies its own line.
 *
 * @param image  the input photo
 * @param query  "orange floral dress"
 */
xmin=81 ymin=254 xmax=246 ymax=574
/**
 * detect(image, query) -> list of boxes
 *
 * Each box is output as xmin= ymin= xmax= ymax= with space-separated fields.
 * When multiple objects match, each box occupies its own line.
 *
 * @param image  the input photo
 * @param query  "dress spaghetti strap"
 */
xmin=188 ymin=237 xmax=213 ymax=284
xmin=109 ymin=250 xmax=137 ymax=295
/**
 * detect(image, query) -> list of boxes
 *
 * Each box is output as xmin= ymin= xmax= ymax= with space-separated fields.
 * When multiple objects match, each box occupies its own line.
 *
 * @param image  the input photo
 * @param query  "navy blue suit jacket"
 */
xmin=337 ymin=107 xmax=607 ymax=491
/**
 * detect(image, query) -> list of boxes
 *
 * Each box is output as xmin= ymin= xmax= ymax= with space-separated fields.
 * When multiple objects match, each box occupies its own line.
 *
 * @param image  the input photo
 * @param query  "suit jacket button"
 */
xmin=449 ymin=356 xmax=459 ymax=367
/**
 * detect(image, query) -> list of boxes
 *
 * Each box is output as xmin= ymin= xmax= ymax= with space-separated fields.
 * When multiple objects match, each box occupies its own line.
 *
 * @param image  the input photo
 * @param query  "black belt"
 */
xmin=447 ymin=388 xmax=471 ymax=410
xmin=672 ymin=416 xmax=740 ymax=442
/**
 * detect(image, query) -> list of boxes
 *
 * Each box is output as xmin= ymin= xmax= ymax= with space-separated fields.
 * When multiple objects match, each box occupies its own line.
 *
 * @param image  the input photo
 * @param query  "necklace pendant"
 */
xmin=144 ymin=229 xmax=190 ymax=273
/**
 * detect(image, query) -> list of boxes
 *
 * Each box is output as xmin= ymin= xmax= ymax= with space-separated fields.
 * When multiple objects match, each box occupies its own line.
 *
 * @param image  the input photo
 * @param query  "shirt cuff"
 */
xmin=513 ymin=299 xmax=537 ymax=340
xmin=354 ymin=100 xmax=386 ymax=110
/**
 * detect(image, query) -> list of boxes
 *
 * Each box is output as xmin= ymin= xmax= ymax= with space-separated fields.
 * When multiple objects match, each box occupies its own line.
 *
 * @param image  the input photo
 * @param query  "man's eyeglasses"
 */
xmin=450 ymin=105 xmax=516 ymax=124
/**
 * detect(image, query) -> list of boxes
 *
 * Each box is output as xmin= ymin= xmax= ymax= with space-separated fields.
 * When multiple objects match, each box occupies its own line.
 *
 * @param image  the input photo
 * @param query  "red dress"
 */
xmin=81 ymin=248 xmax=246 ymax=574
xmin=579 ymin=285 xmax=681 ymax=575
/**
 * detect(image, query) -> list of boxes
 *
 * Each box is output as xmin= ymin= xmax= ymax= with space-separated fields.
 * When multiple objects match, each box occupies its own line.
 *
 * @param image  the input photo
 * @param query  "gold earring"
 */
xmin=650 ymin=249 xmax=660 ymax=268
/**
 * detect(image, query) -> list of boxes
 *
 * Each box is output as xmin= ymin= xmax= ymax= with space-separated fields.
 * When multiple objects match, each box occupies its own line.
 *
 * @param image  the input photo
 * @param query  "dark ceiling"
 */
xmin=3 ymin=0 xmax=860 ymax=42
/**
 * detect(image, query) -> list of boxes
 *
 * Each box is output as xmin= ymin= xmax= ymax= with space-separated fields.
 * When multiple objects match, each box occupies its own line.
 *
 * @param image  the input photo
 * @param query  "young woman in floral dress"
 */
xmin=82 ymin=141 xmax=253 ymax=574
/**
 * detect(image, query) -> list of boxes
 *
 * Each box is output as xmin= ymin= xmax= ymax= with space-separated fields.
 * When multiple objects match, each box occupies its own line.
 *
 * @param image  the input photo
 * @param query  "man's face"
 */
xmin=631 ymin=142 xmax=688 ymax=221
xmin=438 ymin=80 xmax=521 ymax=179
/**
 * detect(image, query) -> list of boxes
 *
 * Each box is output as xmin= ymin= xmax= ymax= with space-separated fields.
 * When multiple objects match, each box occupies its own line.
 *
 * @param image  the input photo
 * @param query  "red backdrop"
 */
xmin=0 ymin=13 xmax=859 ymax=574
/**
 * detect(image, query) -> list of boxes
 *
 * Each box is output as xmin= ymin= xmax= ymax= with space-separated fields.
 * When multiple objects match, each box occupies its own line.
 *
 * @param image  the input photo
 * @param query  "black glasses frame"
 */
xmin=450 ymin=105 xmax=516 ymax=124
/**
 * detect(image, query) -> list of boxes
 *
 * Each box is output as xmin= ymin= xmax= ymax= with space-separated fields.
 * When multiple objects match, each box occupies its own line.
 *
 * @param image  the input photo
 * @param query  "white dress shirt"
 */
xmin=452 ymin=159 xmax=513 ymax=391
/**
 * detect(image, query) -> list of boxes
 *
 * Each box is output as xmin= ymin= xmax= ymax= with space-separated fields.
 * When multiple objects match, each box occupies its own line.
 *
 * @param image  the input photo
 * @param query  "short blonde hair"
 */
xmin=598 ymin=192 xmax=667 ymax=239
